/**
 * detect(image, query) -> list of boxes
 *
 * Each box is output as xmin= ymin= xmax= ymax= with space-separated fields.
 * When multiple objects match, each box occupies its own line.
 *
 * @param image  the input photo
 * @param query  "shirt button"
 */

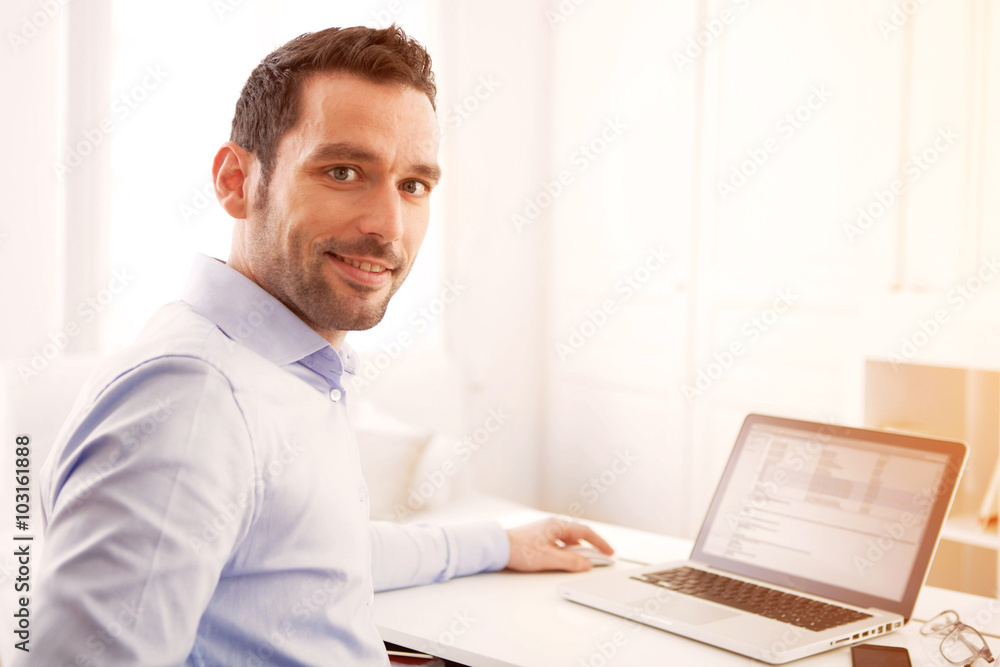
xmin=329 ymin=388 xmax=342 ymax=402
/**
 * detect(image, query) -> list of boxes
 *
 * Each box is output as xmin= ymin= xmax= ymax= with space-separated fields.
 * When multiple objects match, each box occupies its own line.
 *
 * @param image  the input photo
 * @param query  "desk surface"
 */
xmin=374 ymin=500 xmax=1000 ymax=667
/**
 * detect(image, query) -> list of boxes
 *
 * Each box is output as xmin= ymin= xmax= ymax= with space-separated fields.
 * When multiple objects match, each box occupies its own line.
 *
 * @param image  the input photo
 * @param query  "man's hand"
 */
xmin=505 ymin=518 xmax=614 ymax=572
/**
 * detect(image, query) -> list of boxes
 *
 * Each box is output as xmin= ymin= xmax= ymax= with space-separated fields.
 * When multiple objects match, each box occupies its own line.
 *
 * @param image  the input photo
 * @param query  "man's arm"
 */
xmin=22 ymin=357 xmax=255 ymax=666
xmin=370 ymin=520 xmax=509 ymax=592
xmin=370 ymin=517 xmax=613 ymax=592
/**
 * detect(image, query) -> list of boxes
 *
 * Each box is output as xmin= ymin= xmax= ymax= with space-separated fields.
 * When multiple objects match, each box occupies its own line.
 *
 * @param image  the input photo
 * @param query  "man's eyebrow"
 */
xmin=306 ymin=142 xmax=442 ymax=184
xmin=306 ymin=142 xmax=379 ymax=165
xmin=411 ymin=161 xmax=442 ymax=184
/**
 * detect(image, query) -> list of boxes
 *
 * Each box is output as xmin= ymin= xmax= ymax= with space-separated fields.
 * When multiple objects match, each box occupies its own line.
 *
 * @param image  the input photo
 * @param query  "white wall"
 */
xmin=1 ymin=0 xmax=73 ymax=359
xmin=428 ymin=0 xmax=554 ymax=505
xmin=3 ymin=0 xmax=1000 ymax=539
xmin=528 ymin=0 xmax=1000 ymax=537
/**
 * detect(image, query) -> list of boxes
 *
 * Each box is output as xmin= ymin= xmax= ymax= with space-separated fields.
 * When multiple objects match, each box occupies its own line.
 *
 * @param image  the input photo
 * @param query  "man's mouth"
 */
xmin=329 ymin=252 xmax=391 ymax=274
xmin=326 ymin=252 xmax=395 ymax=288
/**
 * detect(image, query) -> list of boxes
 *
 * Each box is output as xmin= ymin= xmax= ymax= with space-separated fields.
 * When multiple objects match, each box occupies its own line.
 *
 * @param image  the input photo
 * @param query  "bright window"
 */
xmin=105 ymin=0 xmax=443 ymax=354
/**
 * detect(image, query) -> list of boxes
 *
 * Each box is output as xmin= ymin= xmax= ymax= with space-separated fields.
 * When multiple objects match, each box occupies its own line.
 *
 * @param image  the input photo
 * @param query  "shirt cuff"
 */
xmin=442 ymin=520 xmax=511 ymax=578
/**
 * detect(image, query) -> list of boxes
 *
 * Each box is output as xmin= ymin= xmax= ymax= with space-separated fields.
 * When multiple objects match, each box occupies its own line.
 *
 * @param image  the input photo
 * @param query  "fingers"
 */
xmin=555 ymin=522 xmax=615 ymax=555
xmin=535 ymin=517 xmax=614 ymax=555
xmin=505 ymin=518 xmax=615 ymax=572
xmin=548 ymin=549 xmax=593 ymax=573
xmin=511 ymin=542 xmax=592 ymax=573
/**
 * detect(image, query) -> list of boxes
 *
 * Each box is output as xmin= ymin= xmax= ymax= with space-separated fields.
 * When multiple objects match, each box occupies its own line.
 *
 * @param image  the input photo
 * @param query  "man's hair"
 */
xmin=230 ymin=25 xmax=437 ymax=193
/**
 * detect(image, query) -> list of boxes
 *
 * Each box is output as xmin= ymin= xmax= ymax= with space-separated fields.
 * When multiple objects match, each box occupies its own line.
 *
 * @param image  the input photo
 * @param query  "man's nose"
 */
xmin=358 ymin=182 xmax=404 ymax=242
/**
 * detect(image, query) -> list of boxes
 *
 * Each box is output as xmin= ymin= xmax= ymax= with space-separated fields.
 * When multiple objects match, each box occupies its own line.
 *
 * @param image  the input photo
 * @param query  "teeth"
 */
xmin=337 ymin=254 xmax=386 ymax=273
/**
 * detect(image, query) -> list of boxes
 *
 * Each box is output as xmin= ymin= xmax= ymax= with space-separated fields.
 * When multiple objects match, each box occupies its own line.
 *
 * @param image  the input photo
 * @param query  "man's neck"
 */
xmin=223 ymin=254 xmax=346 ymax=351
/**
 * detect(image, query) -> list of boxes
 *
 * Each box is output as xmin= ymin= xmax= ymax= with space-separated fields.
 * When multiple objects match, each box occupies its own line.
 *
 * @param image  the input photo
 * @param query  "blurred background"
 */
xmin=2 ymin=0 xmax=999 ymax=593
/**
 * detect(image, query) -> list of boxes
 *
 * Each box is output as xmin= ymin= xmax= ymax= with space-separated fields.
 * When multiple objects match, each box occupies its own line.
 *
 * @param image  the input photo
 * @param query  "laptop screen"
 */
xmin=691 ymin=414 xmax=967 ymax=618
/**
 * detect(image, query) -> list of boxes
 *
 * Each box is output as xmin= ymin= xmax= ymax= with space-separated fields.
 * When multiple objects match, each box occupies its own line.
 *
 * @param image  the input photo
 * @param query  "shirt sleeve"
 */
xmin=369 ymin=520 xmax=511 ymax=592
xmin=21 ymin=356 xmax=256 ymax=667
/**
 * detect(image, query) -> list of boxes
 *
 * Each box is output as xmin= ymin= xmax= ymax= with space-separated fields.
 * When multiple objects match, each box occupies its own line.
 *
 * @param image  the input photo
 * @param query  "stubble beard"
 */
xmin=251 ymin=195 xmax=411 ymax=334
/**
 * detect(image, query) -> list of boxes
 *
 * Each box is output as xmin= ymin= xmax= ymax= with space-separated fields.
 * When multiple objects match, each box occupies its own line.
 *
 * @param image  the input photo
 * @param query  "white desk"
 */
xmin=374 ymin=504 xmax=1000 ymax=666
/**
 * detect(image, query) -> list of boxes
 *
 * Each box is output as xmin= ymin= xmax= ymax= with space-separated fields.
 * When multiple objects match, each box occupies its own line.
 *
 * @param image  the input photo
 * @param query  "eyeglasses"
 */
xmin=920 ymin=610 xmax=996 ymax=667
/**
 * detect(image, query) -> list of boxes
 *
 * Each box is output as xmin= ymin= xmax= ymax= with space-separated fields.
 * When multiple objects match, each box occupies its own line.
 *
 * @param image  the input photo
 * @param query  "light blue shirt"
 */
xmin=27 ymin=254 xmax=510 ymax=667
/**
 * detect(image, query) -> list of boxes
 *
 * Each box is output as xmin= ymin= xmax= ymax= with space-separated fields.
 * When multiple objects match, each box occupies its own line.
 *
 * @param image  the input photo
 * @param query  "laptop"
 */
xmin=558 ymin=413 xmax=968 ymax=663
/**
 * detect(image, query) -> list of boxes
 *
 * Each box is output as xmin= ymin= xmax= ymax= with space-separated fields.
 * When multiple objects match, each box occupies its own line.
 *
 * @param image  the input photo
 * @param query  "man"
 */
xmin=25 ymin=25 xmax=612 ymax=666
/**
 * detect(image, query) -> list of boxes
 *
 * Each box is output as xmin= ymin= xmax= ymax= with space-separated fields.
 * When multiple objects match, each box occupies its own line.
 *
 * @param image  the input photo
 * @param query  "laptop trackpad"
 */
xmin=633 ymin=595 xmax=740 ymax=626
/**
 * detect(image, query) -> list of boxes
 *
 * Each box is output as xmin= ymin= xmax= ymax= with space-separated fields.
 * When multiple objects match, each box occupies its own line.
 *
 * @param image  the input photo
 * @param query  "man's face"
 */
xmin=242 ymin=73 xmax=441 ymax=341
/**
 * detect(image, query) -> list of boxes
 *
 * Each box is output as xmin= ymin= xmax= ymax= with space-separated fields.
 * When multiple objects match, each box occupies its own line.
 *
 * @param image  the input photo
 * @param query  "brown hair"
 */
xmin=230 ymin=25 xmax=437 ymax=193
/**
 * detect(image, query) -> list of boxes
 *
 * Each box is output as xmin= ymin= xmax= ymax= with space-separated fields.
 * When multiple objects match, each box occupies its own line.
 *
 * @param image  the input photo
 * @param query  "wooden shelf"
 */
xmin=941 ymin=513 xmax=998 ymax=551
xmin=865 ymin=359 xmax=1000 ymax=597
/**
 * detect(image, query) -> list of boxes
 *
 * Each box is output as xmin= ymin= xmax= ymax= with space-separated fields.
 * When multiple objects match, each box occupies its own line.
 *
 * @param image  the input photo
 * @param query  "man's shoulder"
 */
xmin=87 ymin=300 xmax=251 ymax=397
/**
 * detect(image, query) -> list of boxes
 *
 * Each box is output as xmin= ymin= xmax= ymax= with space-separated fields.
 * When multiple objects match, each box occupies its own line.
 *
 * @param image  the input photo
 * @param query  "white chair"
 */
xmin=0 ymin=354 xmax=101 ymax=666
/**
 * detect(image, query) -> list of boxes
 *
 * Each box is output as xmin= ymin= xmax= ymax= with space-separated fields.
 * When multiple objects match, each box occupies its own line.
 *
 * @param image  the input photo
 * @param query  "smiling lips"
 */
xmin=327 ymin=252 xmax=394 ymax=286
xmin=331 ymin=252 xmax=388 ymax=273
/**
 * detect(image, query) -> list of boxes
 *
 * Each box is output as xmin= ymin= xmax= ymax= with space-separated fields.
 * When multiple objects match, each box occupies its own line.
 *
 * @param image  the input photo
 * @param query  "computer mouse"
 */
xmin=563 ymin=544 xmax=615 ymax=567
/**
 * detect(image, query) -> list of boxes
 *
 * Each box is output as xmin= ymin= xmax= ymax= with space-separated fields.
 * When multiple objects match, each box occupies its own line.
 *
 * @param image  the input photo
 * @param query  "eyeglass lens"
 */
xmin=940 ymin=626 xmax=989 ymax=664
xmin=924 ymin=611 xmax=961 ymax=636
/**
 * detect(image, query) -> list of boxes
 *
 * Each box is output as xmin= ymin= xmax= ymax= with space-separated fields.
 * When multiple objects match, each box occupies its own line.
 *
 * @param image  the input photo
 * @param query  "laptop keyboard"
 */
xmin=632 ymin=566 xmax=872 ymax=632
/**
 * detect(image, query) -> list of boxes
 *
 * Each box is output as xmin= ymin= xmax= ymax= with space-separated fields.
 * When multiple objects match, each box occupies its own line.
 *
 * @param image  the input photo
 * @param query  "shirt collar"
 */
xmin=180 ymin=254 xmax=357 ymax=377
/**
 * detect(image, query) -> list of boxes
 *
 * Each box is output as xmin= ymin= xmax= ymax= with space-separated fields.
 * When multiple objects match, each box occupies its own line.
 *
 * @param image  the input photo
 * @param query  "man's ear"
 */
xmin=213 ymin=141 xmax=257 ymax=219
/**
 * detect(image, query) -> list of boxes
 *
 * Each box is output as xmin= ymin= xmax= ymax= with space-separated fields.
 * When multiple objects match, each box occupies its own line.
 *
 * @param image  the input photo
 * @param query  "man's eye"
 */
xmin=329 ymin=167 xmax=358 ymax=182
xmin=401 ymin=180 xmax=429 ymax=196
